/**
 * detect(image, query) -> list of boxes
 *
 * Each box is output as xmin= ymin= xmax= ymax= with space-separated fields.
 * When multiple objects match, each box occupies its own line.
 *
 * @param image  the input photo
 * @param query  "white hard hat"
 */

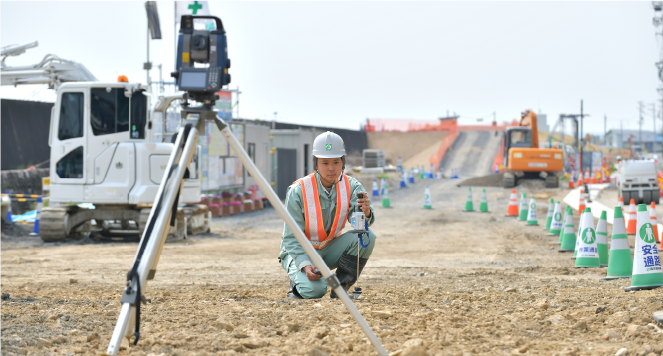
xmin=312 ymin=131 xmax=346 ymax=158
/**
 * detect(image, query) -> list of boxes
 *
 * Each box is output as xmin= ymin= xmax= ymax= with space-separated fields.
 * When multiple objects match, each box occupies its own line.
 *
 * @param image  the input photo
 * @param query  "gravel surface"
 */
xmin=2 ymin=179 xmax=663 ymax=356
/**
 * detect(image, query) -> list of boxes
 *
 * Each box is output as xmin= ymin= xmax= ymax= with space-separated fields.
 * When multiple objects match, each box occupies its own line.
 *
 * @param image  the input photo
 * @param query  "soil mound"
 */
xmin=458 ymin=172 xmax=505 ymax=187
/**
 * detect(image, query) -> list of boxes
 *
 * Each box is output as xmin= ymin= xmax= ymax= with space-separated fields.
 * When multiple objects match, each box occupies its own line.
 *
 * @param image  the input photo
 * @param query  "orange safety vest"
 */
xmin=297 ymin=173 xmax=351 ymax=249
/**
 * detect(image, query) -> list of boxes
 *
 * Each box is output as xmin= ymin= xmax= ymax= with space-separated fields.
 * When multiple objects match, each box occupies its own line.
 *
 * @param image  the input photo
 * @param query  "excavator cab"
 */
xmin=503 ymin=127 xmax=532 ymax=167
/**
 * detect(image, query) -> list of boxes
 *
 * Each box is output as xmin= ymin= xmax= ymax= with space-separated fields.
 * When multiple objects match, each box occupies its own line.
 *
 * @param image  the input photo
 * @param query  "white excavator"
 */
xmin=1 ymin=41 xmax=209 ymax=242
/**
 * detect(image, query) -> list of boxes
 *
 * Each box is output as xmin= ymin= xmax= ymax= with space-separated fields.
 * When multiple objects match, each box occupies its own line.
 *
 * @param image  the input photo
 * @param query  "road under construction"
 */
xmin=2 ymin=8 xmax=663 ymax=356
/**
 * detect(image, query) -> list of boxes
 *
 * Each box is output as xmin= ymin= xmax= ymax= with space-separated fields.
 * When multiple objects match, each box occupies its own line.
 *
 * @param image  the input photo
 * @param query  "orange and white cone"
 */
xmin=568 ymin=179 xmax=575 ymax=189
xmin=618 ymin=197 xmax=626 ymax=225
xmin=506 ymin=189 xmax=518 ymax=217
xmin=590 ymin=170 xmax=597 ymax=184
xmin=651 ymin=202 xmax=660 ymax=243
xmin=578 ymin=172 xmax=584 ymax=187
xmin=626 ymin=199 xmax=637 ymax=235
xmin=578 ymin=189 xmax=586 ymax=216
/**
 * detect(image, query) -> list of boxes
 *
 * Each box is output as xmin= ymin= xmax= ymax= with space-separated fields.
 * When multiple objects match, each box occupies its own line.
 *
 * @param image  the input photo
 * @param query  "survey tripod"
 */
xmin=105 ymin=107 xmax=388 ymax=356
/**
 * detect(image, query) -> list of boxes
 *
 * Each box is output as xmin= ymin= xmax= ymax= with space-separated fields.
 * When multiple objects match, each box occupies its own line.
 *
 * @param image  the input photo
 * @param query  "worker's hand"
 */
xmin=357 ymin=194 xmax=372 ymax=218
xmin=304 ymin=265 xmax=323 ymax=281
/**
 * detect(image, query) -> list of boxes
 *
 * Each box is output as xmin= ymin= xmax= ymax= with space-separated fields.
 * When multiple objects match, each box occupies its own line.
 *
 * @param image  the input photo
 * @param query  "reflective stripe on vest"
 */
xmin=299 ymin=173 xmax=351 ymax=249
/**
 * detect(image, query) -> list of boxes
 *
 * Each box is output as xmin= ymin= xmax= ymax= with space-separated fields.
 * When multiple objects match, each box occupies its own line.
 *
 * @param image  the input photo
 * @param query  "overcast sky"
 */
xmin=1 ymin=1 xmax=661 ymax=135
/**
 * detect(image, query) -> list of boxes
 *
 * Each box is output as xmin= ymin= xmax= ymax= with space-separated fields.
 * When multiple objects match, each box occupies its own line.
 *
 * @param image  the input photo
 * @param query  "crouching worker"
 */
xmin=279 ymin=131 xmax=377 ymax=299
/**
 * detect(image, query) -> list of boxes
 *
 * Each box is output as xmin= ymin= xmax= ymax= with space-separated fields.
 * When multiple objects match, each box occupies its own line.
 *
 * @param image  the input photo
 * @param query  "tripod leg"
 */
xmin=106 ymin=120 xmax=201 ymax=355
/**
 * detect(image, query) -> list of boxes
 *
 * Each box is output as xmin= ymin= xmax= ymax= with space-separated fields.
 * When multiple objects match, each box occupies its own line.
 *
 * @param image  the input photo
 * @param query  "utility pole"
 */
xmin=639 ymin=101 xmax=644 ymax=153
xmin=652 ymin=103 xmax=657 ymax=153
xmin=580 ymin=100 xmax=584 ymax=171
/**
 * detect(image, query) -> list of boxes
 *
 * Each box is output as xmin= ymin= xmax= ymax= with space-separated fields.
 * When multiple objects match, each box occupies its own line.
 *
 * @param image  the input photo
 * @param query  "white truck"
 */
xmin=1 ymin=43 xmax=210 ymax=242
xmin=40 ymin=82 xmax=209 ymax=242
xmin=619 ymin=159 xmax=660 ymax=205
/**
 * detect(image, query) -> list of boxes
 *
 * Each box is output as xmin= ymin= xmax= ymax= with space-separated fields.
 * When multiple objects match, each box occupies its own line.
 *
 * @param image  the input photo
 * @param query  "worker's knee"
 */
xmin=296 ymin=280 xmax=327 ymax=299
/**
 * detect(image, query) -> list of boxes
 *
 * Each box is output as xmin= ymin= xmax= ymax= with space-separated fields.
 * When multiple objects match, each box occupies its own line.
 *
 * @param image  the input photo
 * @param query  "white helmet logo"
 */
xmin=325 ymin=144 xmax=332 ymax=151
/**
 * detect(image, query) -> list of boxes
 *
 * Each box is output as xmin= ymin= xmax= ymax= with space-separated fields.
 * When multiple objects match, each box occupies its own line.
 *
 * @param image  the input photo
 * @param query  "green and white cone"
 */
xmin=548 ymin=201 xmax=563 ymax=235
xmin=526 ymin=197 xmax=538 ymax=226
xmin=624 ymin=204 xmax=663 ymax=291
xmin=557 ymin=206 xmax=565 ymax=244
xmin=518 ymin=193 xmax=528 ymax=221
xmin=479 ymin=189 xmax=489 ymax=212
xmin=544 ymin=198 xmax=554 ymax=230
xmin=596 ymin=211 xmax=609 ymax=267
xmin=559 ymin=206 xmax=576 ymax=252
xmin=381 ymin=184 xmax=391 ymax=208
xmin=603 ymin=206 xmax=632 ymax=280
xmin=463 ymin=187 xmax=474 ymax=212
xmin=423 ymin=186 xmax=432 ymax=209
xmin=572 ymin=207 xmax=586 ymax=259
xmin=575 ymin=207 xmax=600 ymax=268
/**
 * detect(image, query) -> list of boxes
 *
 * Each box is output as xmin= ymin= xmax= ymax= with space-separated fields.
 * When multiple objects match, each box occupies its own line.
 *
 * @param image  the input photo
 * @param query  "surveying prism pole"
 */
xmin=106 ymin=110 xmax=388 ymax=356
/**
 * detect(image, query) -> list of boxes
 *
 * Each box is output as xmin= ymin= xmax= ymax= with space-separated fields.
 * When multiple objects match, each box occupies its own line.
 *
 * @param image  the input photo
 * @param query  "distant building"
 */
xmin=605 ymin=129 xmax=661 ymax=152
xmin=537 ymin=114 xmax=549 ymax=132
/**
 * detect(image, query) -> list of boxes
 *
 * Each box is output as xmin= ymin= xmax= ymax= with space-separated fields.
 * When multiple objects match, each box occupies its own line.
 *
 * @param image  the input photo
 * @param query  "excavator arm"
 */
xmin=519 ymin=110 xmax=539 ymax=149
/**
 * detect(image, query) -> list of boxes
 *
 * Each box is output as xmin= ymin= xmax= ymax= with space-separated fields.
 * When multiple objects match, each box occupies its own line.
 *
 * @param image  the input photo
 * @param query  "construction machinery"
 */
xmin=1 ymin=42 xmax=210 ymax=242
xmin=502 ymin=110 xmax=564 ymax=188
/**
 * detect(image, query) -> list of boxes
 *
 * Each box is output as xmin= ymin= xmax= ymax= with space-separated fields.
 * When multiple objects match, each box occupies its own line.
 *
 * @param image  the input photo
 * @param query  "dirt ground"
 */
xmin=2 ymin=179 xmax=663 ymax=356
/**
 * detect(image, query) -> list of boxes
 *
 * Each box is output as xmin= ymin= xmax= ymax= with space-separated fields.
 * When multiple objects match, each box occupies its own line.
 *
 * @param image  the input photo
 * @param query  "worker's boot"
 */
xmin=286 ymin=279 xmax=303 ymax=299
xmin=330 ymin=252 xmax=368 ymax=299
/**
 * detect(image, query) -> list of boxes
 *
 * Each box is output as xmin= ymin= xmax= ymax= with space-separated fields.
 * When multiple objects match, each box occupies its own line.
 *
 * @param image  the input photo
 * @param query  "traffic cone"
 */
xmin=372 ymin=179 xmax=380 ymax=197
xmin=463 ymin=187 xmax=474 ymax=212
xmin=578 ymin=189 xmax=586 ymax=216
xmin=526 ymin=197 xmax=538 ymax=226
xmin=650 ymin=202 xmax=659 ymax=243
xmin=400 ymin=171 xmax=407 ymax=188
xmin=408 ymin=169 xmax=415 ymax=184
xmin=437 ymin=169 xmax=442 ymax=179
xmin=618 ymin=197 xmax=625 ymax=223
xmin=603 ymin=206 xmax=632 ymax=280
xmin=590 ymin=170 xmax=597 ymax=184
xmin=429 ymin=164 xmax=434 ymax=179
xmin=5 ymin=190 xmax=12 ymax=223
xmin=397 ymin=156 xmax=403 ymax=172
xmin=381 ymin=183 xmax=390 ymax=208
xmin=559 ymin=206 xmax=576 ymax=252
xmin=423 ymin=186 xmax=432 ymax=209
xmin=596 ymin=211 xmax=608 ymax=267
xmin=626 ymin=199 xmax=637 ymax=235
xmin=568 ymin=179 xmax=575 ymax=189
xmin=548 ymin=201 xmax=563 ymax=235
xmin=518 ymin=193 xmax=528 ymax=221
xmin=450 ymin=168 xmax=459 ymax=179
xmin=479 ymin=189 xmax=489 ymax=213
xmin=506 ymin=189 xmax=518 ymax=217
xmin=419 ymin=166 xmax=424 ymax=179
xmin=575 ymin=207 xmax=600 ymax=268
xmin=573 ymin=207 xmax=587 ymax=259
xmin=577 ymin=172 xmax=583 ymax=187
xmin=624 ymin=204 xmax=663 ymax=291
xmin=557 ymin=205 xmax=568 ymax=244
xmin=544 ymin=198 xmax=554 ymax=230
xmin=31 ymin=196 xmax=42 ymax=235
xmin=380 ymin=177 xmax=386 ymax=195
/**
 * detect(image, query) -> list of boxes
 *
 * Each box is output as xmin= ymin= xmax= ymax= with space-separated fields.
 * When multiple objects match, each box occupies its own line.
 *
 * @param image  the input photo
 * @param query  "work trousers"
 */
xmin=281 ymin=229 xmax=377 ymax=299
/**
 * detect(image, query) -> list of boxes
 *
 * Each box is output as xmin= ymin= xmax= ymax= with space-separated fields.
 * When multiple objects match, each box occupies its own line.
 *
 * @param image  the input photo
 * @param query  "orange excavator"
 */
xmin=502 ymin=110 xmax=564 ymax=188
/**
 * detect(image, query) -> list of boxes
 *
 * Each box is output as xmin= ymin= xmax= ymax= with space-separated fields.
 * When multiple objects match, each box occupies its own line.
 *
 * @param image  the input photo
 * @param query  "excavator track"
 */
xmin=40 ymin=206 xmax=91 ymax=242
xmin=39 ymin=207 xmax=70 ymax=242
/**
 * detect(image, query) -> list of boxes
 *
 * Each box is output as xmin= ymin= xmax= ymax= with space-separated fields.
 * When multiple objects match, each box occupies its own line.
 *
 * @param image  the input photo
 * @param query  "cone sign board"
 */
xmin=548 ymin=202 xmax=563 ymax=235
xmin=625 ymin=204 xmax=663 ymax=291
xmin=423 ymin=186 xmax=432 ymax=209
xmin=575 ymin=208 xmax=600 ymax=268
